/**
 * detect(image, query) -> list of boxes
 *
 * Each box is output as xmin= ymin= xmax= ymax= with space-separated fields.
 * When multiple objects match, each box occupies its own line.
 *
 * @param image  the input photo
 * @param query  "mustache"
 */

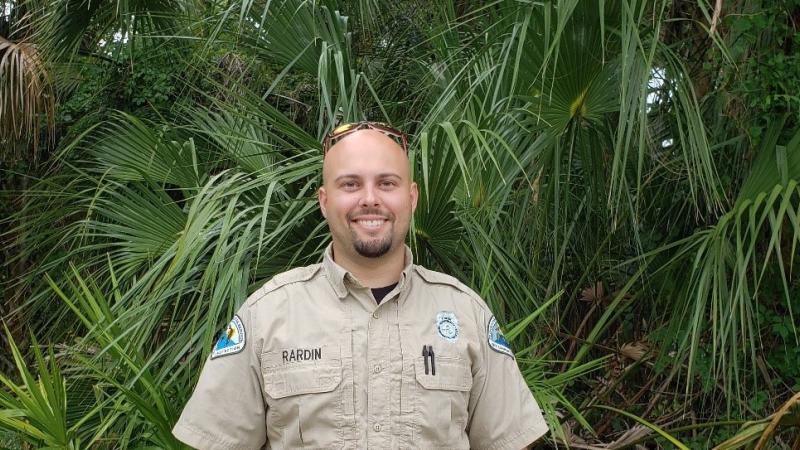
xmin=347 ymin=208 xmax=394 ymax=221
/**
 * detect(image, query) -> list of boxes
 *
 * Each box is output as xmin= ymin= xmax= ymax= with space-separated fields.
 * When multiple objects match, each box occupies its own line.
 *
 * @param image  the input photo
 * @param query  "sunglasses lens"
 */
xmin=332 ymin=123 xmax=356 ymax=136
xmin=324 ymin=121 xmax=407 ymax=154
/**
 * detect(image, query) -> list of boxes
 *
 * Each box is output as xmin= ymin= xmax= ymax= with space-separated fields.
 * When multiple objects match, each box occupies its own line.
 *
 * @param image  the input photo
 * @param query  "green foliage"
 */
xmin=0 ymin=327 xmax=76 ymax=448
xmin=726 ymin=3 xmax=800 ymax=117
xmin=3 ymin=0 xmax=800 ymax=448
xmin=757 ymin=268 xmax=800 ymax=394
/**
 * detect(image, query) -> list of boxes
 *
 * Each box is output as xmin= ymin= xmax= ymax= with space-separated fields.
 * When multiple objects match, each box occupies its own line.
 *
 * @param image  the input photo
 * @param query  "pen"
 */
xmin=429 ymin=346 xmax=435 ymax=376
xmin=422 ymin=345 xmax=429 ymax=374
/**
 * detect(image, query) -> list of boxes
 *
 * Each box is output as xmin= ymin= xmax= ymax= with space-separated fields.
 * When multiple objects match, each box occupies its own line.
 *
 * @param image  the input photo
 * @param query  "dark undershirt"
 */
xmin=371 ymin=282 xmax=398 ymax=305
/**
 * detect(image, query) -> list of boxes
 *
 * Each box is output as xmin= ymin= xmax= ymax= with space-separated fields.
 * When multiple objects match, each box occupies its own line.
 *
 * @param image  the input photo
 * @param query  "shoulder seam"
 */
xmin=413 ymin=265 xmax=491 ymax=313
xmin=247 ymin=264 xmax=322 ymax=306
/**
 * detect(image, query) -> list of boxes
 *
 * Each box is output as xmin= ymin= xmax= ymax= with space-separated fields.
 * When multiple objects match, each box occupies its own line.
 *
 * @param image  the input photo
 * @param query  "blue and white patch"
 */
xmin=211 ymin=315 xmax=246 ymax=359
xmin=487 ymin=316 xmax=514 ymax=358
xmin=436 ymin=311 xmax=459 ymax=343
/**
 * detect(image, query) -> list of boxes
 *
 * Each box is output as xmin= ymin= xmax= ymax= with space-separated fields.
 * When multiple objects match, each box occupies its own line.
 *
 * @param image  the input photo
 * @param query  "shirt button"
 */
xmin=373 ymin=364 xmax=382 ymax=373
xmin=372 ymin=311 xmax=379 ymax=319
xmin=373 ymin=423 xmax=382 ymax=432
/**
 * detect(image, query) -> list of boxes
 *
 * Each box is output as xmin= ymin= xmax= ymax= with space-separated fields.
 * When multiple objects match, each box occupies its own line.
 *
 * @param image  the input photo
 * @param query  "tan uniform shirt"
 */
xmin=173 ymin=245 xmax=548 ymax=449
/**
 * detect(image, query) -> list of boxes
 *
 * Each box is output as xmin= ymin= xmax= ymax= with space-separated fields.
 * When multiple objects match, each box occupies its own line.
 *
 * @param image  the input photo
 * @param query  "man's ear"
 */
xmin=318 ymin=187 xmax=328 ymax=218
xmin=410 ymin=182 xmax=419 ymax=213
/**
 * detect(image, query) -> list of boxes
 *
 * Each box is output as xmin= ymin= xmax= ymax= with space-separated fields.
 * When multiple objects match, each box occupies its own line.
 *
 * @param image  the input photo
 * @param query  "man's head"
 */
xmin=318 ymin=125 xmax=418 ymax=263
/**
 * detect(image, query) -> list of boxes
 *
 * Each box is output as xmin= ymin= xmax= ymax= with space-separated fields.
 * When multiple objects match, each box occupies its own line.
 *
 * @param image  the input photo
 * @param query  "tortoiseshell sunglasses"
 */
xmin=322 ymin=121 xmax=408 ymax=155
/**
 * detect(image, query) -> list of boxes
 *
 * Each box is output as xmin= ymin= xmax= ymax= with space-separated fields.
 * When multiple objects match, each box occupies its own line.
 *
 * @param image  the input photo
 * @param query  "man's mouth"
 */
xmin=356 ymin=219 xmax=385 ymax=229
xmin=350 ymin=214 xmax=390 ymax=231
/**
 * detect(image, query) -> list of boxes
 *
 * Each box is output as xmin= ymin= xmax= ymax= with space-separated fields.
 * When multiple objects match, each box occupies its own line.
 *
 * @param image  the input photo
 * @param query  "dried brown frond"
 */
xmin=754 ymin=391 xmax=800 ymax=450
xmin=0 ymin=35 xmax=55 ymax=161
xmin=580 ymin=281 xmax=605 ymax=303
xmin=620 ymin=341 xmax=650 ymax=362
xmin=608 ymin=424 xmax=651 ymax=448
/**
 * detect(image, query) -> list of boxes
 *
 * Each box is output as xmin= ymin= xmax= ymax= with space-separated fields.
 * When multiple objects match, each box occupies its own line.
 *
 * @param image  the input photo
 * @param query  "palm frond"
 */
xmin=0 ymin=35 xmax=54 ymax=157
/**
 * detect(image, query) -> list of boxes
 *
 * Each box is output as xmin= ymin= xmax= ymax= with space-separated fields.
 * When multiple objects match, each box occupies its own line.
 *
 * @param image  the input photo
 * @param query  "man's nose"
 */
xmin=360 ymin=184 xmax=380 ymax=207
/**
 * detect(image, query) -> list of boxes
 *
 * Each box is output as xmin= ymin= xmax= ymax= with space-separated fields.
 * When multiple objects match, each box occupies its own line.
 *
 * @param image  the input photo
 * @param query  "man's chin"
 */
xmin=353 ymin=238 xmax=393 ymax=258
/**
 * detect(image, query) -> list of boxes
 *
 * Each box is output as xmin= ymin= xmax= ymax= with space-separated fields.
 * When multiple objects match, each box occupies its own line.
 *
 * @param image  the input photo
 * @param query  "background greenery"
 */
xmin=1 ymin=0 xmax=799 ymax=448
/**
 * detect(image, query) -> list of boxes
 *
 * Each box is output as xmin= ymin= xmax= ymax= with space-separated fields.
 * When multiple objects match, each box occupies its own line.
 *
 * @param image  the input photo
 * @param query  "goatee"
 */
xmin=353 ymin=235 xmax=392 ymax=258
xmin=347 ymin=208 xmax=395 ymax=258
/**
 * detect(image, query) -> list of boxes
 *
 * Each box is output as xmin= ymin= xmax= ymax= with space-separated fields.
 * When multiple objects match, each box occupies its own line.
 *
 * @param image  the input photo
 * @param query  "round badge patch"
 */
xmin=436 ymin=311 xmax=459 ymax=343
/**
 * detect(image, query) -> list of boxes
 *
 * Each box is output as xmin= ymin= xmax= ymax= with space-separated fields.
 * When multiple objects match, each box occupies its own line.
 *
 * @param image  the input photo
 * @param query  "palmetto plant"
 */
xmin=2 ymin=0 xmax=799 ymax=448
xmin=0 ymin=5 xmax=55 ymax=157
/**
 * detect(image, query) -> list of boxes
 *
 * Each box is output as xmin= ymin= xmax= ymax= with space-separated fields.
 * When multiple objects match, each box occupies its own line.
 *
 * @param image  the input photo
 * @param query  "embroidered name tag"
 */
xmin=211 ymin=315 xmax=246 ymax=359
xmin=283 ymin=348 xmax=322 ymax=363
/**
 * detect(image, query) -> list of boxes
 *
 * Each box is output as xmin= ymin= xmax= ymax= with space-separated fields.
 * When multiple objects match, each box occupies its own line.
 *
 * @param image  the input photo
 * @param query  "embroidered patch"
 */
xmin=436 ymin=311 xmax=459 ymax=343
xmin=211 ymin=315 xmax=246 ymax=359
xmin=487 ymin=316 xmax=514 ymax=358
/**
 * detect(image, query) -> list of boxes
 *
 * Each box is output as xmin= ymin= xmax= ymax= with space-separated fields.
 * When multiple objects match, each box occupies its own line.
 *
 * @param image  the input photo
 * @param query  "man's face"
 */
xmin=319 ymin=129 xmax=418 ymax=260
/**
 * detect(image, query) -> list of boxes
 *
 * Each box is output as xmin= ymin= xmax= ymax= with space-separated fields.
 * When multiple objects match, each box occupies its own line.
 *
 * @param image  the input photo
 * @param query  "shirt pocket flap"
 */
xmin=263 ymin=363 xmax=342 ymax=399
xmin=414 ymin=355 xmax=472 ymax=391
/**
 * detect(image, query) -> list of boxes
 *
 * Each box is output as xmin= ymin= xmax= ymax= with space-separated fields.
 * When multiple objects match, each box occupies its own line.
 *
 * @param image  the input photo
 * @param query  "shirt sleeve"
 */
xmin=173 ymin=304 xmax=266 ymax=450
xmin=467 ymin=310 xmax=549 ymax=450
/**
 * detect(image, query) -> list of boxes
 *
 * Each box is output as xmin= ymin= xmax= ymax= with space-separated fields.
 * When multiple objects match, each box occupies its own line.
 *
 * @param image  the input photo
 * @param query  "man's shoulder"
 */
xmin=413 ymin=265 xmax=490 ymax=312
xmin=245 ymin=263 xmax=323 ymax=307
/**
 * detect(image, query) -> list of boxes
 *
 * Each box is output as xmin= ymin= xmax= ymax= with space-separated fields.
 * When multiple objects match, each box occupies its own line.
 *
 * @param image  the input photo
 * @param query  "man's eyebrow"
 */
xmin=333 ymin=173 xmax=401 ymax=183
xmin=333 ymin=174 xmax=359 ymax=183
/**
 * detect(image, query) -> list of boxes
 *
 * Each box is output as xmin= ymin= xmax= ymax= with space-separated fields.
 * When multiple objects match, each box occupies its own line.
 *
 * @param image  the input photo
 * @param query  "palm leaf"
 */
xmin=0 ymin=35 xmax=55 ymax=155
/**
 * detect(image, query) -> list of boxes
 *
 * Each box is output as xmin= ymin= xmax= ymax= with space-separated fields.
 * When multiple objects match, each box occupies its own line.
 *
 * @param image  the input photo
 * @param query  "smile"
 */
xmin=350 ymin=215 xmax=390 ymax=231
xmin=357 ymin=219 xmax=385 ymax=228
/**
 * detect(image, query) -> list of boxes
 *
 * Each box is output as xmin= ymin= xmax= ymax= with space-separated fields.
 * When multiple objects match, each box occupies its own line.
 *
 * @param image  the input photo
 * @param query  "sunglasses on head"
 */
xmin=322 ymin=121 xmax=408 ymax=155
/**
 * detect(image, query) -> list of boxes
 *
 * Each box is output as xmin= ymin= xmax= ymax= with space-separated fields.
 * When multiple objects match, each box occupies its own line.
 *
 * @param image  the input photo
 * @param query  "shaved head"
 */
xmin=322 ymin=130 xmax=410 ymax=184
xmin=318 ymin=129 xmax=417 ymax=262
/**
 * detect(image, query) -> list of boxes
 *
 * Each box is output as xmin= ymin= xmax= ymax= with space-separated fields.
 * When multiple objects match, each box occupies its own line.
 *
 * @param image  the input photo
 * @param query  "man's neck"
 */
xmin=332 ymin=243 xmax=405 ymax=288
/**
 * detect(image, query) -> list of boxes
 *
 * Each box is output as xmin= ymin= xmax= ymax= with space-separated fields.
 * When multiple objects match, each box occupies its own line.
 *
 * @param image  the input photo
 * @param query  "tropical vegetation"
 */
xmin=1 ymin=0 xmax=799 ymax=448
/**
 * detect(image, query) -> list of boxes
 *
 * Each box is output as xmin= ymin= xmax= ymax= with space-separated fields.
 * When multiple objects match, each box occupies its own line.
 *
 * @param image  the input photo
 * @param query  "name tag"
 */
xmin=283 ymin=347 xmax=322 ymax=363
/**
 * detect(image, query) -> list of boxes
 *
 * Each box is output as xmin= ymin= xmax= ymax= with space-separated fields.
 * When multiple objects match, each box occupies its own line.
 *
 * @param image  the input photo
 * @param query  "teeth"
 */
xmin=357 ymin=220 xmax=384 ymax=228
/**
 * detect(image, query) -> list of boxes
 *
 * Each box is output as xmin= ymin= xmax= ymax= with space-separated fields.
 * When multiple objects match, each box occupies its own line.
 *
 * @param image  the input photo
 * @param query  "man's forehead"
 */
xmin=322 ymin=130 xmax=409 ymax=181
xmin=324 ymin=129 xmax=405 ymax=156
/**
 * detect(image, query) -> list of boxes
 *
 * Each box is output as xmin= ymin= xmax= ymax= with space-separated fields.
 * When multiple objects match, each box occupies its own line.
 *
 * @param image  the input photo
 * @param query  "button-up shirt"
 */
xmin=173 ymin=245 xmax=548 ymax=449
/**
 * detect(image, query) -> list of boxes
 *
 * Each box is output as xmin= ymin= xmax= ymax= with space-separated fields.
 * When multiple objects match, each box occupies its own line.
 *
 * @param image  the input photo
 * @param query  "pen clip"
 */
xmin=422 ymin=345 xmax=429 ymax=375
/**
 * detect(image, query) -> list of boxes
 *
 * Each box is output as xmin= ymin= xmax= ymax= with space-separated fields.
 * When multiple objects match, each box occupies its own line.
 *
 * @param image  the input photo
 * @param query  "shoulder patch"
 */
xmin=211 ymin=315 xmax=246 ymax=359
xmin=487 ymin=316 xmax=514 ymax=359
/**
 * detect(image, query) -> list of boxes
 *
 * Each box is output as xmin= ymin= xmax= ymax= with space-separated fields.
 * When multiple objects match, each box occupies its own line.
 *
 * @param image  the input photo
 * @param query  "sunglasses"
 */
xmin=322 ymin=121 xmax=408 ymax=155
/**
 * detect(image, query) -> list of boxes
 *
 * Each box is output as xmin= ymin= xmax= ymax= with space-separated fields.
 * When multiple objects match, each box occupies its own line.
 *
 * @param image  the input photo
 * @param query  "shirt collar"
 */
xmin=322 ymin=243 xmax=414 ymax=299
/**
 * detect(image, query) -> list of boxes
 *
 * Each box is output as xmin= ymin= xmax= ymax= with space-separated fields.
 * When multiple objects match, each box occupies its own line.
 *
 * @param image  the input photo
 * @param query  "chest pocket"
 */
xmin=262 ymin=344 xmax=348 ymax=450
xmin=413 ymin=346 xmax=473 ymax=448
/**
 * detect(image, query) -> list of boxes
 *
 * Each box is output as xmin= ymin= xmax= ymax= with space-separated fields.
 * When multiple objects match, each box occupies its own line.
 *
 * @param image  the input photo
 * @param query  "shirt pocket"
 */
xmin=262 ymin=346 xmax=346 ymax=450
xmin=413 ymin=347 xmax=473 ymax=448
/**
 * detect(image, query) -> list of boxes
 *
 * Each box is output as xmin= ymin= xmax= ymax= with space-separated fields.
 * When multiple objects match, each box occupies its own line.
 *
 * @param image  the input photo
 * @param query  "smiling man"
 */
xmin=173 ymin=122 xmax=549 ymax=449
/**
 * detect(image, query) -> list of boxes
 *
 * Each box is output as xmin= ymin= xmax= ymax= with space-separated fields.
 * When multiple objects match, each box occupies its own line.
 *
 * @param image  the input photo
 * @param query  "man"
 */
xmin=173 ymin=122 xmax=549 ymax=449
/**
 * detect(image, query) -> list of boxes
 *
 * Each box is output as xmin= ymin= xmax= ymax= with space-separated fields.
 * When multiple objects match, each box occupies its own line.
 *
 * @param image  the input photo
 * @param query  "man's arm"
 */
xmin=466 ymin=311 xmax=549 ymax=450
xmin=173 ymin=306 xmax=267 ymax=450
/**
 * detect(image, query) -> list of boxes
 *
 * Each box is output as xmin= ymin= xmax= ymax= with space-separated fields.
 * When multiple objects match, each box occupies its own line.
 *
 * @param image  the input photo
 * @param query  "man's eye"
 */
xmin=342 ymin=181 xmax=358 ymax=189
xmin=380 ymin=180 xmax=397 ymax=188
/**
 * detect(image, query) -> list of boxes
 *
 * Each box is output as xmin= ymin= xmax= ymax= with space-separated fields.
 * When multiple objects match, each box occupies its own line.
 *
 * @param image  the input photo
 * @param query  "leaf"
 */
xmin=620 ymin=341 xmax=649 ymax=362
xmin=579 ymin=281 xmax=605 ymax=303
xmin=0 ymin=36 xmax=55 ymax=154
xmin=593 ymin=405 xmax=690 ymax=450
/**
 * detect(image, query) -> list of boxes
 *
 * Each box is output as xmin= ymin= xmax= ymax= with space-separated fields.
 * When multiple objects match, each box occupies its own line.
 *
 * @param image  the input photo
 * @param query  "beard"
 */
xmin=347 ymin=208 xmax=395 ymax=258
xmin=352 ymin=232 xmax=393 ymax=257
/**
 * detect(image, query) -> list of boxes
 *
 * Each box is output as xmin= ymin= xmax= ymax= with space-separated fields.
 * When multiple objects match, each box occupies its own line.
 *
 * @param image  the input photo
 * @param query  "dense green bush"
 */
xmin=2 ymin=0 xmax=799 ymax=448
